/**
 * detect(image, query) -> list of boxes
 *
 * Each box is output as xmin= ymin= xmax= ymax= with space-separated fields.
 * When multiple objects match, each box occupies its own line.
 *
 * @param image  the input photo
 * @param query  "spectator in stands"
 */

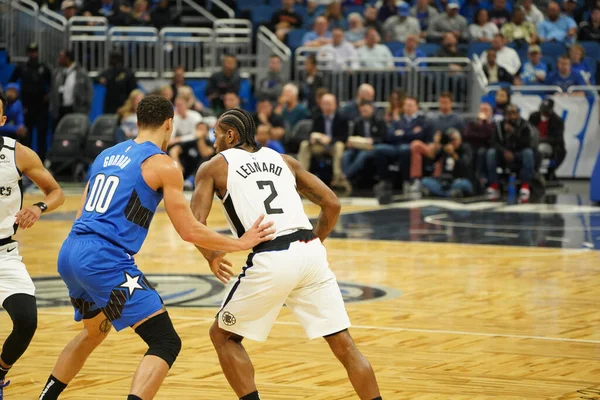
xmin=83 ymin=0 xmax=129 ymax=26
xmin=50 ymin=49 xmax=93 ymax=129
xmin=469 ymin=9 xmax=499 ymax=42
xmin=61 ymin=0 xmax=78 ymax=20
xmin=358 ymin=27 xmax=394 ymax=68
xmin=545 ymin=54 xmax=587 ymax=91
xmin=170 ymin=96 xmax=206 ymax=188
xmin=311 ymin=87 xmax=330 ymax=118
xmin=428 ymin=0 xmax=470 ymax=42
xmin=493 ymin=87 xmax=510 ymax=119
xmin=435 ymin=32 xmax=467 ymax=57
xmin=346 ymin=13 xmax=367 ymax=47
xmin=364 ymin=5 xmax=384 ymax=36
xmin=487 ymin=104 xmax=535 ymax=201
xmin=256 ymin=124 xmax=285 ymax=154
xmin=270 ymin=0 xmax=303 ymax=41
xmin=521 ymin=0 xmax=544 ymax=25
xmin=171 ymin=66 xmax=185 ymax=99
xmin=483 ymin=49 xmax=514 ymax=83
xmin=205 ymin=54 xmax=241 ymax=114
xmin=0 ymin=84 xmax=26 ymax=140
xmin=256 ymin=55 xmax=285 ymax=103
xmin=298 ymin=93 xmax=351 ymax=192
xmin=432 ymin=92 xmax=466 ymax=135
xmin=131 ymin=0 xmax=151 ymax=25
xmin=177 ymin=86 xmax=205 ymax=113
xmin=340 ymin=83 xmax=375 ymax=121
xmin=378 ymin=0 xmax=400 ymax=22
xmin=383 ymin=3 xmax=421 ymax=42
xmin=412 ymin=0 xmax=439 ymax=38
xmin=578 ymin=7 xmax=600 ymax=42
xmin=342 ymin=101 xmax=386 ymax=181
xmin=253 ymin=98 xmax=285 ymax=142
xmin=98 ymin=50 xmax=138 ymax=114
xmin=395 ymin=34 xmax=426 ymax=63
xmin=569 ymin=43 xmax=595 ymax=84
xmin=115 ymin=89 xmax=143 ymax=142
xmin=151 ymin=0 xmax=179 ymax=31
xmin=8 ymin=42 xmax=51 ymax=159
xmin=302 ymin=16 xmax=333 ymax=47
xmin=537 ymin=2 xmax=577 ymax=43
xmin=304 ymin=0 xmax=323 ymax=28
xmin=460 ymin=0 xmax=491 ymax=25
xmin=528 ymin=98 xmax=565 ymax=181
xmin=488 ymin=0 xmax=512 ymax=27
xmin=318 ymin=27 xmax=360 ymax=70
xmin=481 ymin=34 xmax=521 ymax=76
xmin=159 ymin=84 xmax=174 ymax=104
xmin=463 ymin=102 xmax=494 ymax=185
xmin=562 ymin=0 xmax=584 ymax=24
xmin=223 ymin=91 xmax=241 ymax=112
xmin=325 ymin=1 xmax=347 ymax=30
xmin=300 ymin=54 xmax=324 ymax=113
xmin=384 ymin=89 xmax=405 ymax=124
xmin=275 ymin=83 xmax=311 ymax=131
xmin=501 ymin=7 xmax=538 ymax=44
xmin=421 ymin=129 xmax=474 ymax=198
xmin=515 ymin=44 xmax=549 ymax=84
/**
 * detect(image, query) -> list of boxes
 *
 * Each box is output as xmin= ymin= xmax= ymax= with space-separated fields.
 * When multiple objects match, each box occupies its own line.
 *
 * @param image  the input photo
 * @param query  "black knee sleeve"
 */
xmin=1 ymin=294 xmax=37 ymax=365
xmin=135 ymin=312 xmax=181 ymax=368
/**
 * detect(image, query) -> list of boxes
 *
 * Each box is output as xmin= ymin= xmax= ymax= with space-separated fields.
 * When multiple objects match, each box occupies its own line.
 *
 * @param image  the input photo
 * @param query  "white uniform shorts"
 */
xmin=0 ymin=241 xmax=35 ymax=306
xmin=217 ymin=232 xmax=351 ymax=342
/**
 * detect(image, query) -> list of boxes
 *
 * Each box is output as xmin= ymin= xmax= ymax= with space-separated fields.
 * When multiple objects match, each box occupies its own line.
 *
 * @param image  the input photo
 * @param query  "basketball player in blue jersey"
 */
xmin=39 ymin=96 xmax=275 ymax=400
xmin=191 ymin=109 xmax=381 ymax=400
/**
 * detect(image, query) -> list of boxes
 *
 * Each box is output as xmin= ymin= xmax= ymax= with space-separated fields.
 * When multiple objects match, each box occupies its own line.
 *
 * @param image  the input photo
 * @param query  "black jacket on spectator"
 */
xmin=483 ymin=65 xmax=513 ymax=84
xmin=528 ymin=111 xmax=565 ymax=149
xmin=352 ymin=115 xmax=386 ymax=144
xmin=388 ymin=114 xmax=433 ymax=145
xmin=151 ymin=5 xmax=180 ymax=31
xmin=270 ymin=9 xmax=303 ymax=30
xmin=435 ymin=46 xmax=467 ymax=58
xmin=578 ymin=20 xmax=600 ymax=42
xmin=205 ymin=70 xmax=241 ymax=102
xmin=463 ymin=119 xmax=494 ymax=149
xmin=9 ymin=59 xmax=52 ymax=111
xmin=491 ymin=118 xmax=533 ymax=153
xmin=312 ymin=112 xmax=349 ymax=143
xmin=434 ymin=144 xmax=473 ymax=181
xmin=300 ymin=73 xmax=324 ymax=113
xmin=84 ymin=0 xmax=128 ymax=25
xmin=99 ymin=66 xmax=138 ymax=114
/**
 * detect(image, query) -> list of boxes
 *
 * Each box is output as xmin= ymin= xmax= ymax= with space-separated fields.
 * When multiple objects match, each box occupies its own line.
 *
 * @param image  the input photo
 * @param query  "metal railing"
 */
xmin=213 ymin=19 xmax=254 ymax=71
xmin=485 ymin=85 xmax=564 ymax=94
xmin=413 ymin=57 xmax=473 ymax=112
xmin=568 ymin=85 xmax=600 ymax=94
xmin=39 ymin=6 xmax=68 ymax=67
xmin=256 ymin=26 xmax=292 ymax=85
xmin=8 ymin=0 xmax=39 ymax=63
xmin=108 ymin=27 xmax=160 ymax=78
xmin=67 ymin=17 xmax=109 ymax=77
xmin=178 ymin=0 xmax=217 ymax=22
xmin=0 ymin=0 xmax=9 ymax=49
xmin=160 ymin=27 xmax=216 ymax=78
xmin=209 ymin=0 xmax=235 ymax=18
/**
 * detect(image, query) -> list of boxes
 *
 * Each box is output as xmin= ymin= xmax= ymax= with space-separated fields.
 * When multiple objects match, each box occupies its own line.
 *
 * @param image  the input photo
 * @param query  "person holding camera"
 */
xmin=421 ymin=128 xmax=474 ymax=198
xmin=486 ymin=104 xmax=535 ymax=202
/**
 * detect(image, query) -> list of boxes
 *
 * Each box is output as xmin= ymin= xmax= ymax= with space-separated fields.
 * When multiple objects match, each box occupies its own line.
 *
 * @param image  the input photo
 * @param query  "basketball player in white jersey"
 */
xmin=0 ymin=91 xmax=65 ymax=397
xmin=191 ymin=109 xmax=381 ymax=400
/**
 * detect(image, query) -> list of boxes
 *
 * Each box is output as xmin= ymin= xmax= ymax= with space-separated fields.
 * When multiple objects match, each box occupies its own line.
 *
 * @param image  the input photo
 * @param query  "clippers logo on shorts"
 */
xmin=222 ymin=311 xmax=236 ymax=326
xmin=33 ymin=275 xmax=401 ymax=309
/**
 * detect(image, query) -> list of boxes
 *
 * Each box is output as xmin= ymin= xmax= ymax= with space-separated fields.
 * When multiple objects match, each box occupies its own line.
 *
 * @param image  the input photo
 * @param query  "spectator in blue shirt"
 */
xmin=0 ymin=83 xmax=26 ymax=139
xmin=569 ymin=43 xmax=595 ymax=84
xmin=537 ymin=2 xmax=578 ymax=43
xmin=393 ymin=34 xmax=427 ymax=68
xmin=256 ymin=124 xmax=285 ymax=154
xmin=515 ymin=44 xmax=550 ymax=85
xmin=302 ymin=16 xmax=333 ymax=47
xmin=545 ymin=54 xmax=587 ymax=92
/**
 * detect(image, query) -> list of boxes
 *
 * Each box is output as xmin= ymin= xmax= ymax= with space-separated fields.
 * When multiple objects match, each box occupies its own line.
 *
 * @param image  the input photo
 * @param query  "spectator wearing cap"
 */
xmin=481 ymin=34 xmax=521 ymax=76
xmin=501 ymin=7 xmax=538 ymax=45
xmin=537 ymin=2 xmax=577 ymax=43
xmin=205 ymin=54 xmax=241 ymax=114
xmin=469 ymin=9 xmax=499 ymax=42
xmin=151 ymin=0 xmax=179 ymax=31
xmin=255 ymin=55 xmax=285 ymax=103
xmin=515 ymin=45 xmax=550 ymax=85
xmin=483 ymin=49 xmax=514 ymax=84
xmin=578 ymin=7 xmax=600 ymax=42
xmin=411 ymin=0 xmax=439 ymax=38
xmin=569 ymin=43 xmax=595 ymax=84
xmin=427 ymin=0 xmax=470 ymax=42
xmin=488 ymin=0 xmax=512 ymax=28
xmin=521 ymin=0 xmax=544 ymax=25
xmin=98 ymin=50 xmax=138 ymax=114
xmin=61 ymin=0 xmax=77 ymax=20
xmin=358 ymin=27 xmax=394 ymax=68
xmin=0 ymin=84 xmax=26 ymax=140
xmin=363 ymin=5 xmax=384 ymax=37
xmin=50 ymin=49 xmax=93 ymax=130
xmin=346 ymin=13 xmax=367 ymax=47
xmin=318 ymin=27 xmax=360 ymax=71
xmin=270 ymin=0 xmax=303 ymax=42
xmin=383 ymin=3 xmax=421 ymax=42
xmin=545 ymin=54 xmax=587 ymax=92
xmin=8 ymin=43 xmax=51 ymax=159
xmin=302 ymin=16 xmax=333 ymax=47
xmin=528 ymin=98 xmax=565 ymax=181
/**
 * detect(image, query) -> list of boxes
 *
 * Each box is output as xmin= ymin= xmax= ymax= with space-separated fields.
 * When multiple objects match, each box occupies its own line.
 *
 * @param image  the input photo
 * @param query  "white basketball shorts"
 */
xmin=217 ymin=235 xmax=351 ymax=342
xmin=0 ymin=241 xmax=35 ymax=306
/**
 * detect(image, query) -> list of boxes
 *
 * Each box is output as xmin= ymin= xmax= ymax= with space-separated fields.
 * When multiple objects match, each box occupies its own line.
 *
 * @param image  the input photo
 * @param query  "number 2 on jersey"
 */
xmin=257 ymin=180 xmax=283 ymax=215
xmin=84 ymin=174 xmax=120 ymax=213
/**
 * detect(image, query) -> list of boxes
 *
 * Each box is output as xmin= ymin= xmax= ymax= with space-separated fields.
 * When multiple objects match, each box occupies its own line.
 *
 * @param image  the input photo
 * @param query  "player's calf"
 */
xmin=0 ymin=294 xmax=37 ymax=380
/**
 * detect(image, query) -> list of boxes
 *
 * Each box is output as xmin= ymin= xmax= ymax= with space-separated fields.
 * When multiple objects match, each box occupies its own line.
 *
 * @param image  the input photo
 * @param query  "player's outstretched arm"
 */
xmin=14 ymin=143 xmax=65 ymax=229
xmin=150 ymin=155 xmax=274 ymax=252
xmin=282 ymin=155 xmax=341 ymax=242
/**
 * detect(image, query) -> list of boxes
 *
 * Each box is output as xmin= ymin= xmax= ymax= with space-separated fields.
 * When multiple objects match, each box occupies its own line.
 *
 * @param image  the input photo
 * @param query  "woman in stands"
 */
xmin=384 ymin=89 xmax=405 ymax=125
xmin=131 ymin=0 xmax=151 ymax=26
xmin=177 ymin=86 xmax=206 ymax=114
xmin=469 ymin=9 xmax=499 ymax=42
xmin=493 ymin=87 xmax=511 ymax=122
xmin=115 ymin=89 xmax=144 ymax=142
xmin=569 ymin=44 xmax=595 ymax=85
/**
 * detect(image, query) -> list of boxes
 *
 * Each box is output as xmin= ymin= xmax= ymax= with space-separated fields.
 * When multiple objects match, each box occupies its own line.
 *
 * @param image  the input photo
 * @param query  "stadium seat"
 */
xmin=541 ymin=55 xmax=556 ymax=73
xmin=84 ymin=114 xmax=119 ymax=164
xmin=47 ymin=113 xmax=90 ymax=178
xmin=343 ymin=4 xmax=364 ymax=16
xmin=540 ymin=42 xmax=567 ymax=59
xmin=468 ymin=42 xmax=491 ymax=58
xmin=286 ymin=119 xmax=312 ymax=154
xmin=581 ymin=41 xmax=600 ymax=60
xmin=287 ymin=28 xmax=308 ymax=50
xmin=386 ymin=41 xmax=404 ymax=55
xmin=236 ymin=0 xmax=266 ymax=12
xmin=417 ymin=43 xmax=441 ymax=56
xmin=239 ymin=78 xmax=255 ymax=111
xmin=251 ymin=5 xmax=277 ymax=27
xmin=584 ymin=56 xmax=597 ymax=82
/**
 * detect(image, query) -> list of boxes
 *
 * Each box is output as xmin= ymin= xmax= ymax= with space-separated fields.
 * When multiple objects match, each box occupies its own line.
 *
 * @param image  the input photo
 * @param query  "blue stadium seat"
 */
xmin=541 ymin=55 xmax=556 ymax=73
xmin=385 ymin=41 xmax=404 ymax=55
xmin=239 ymin=78 xmax=255 ymax=112
xmin=507 ymin=42 xmax=529 ymax=63
xmin=187 ymin=80 xmax=209 ymax=107
xmin=0 ymin=50 xmax=6 ymax=66
xmin=540 ymin=41 xmax=567 ymax=59
xmin=580 ymin=41 xmax=600 ymax=60
xmin=343 ymin=5 xmax=364 ymax=16
xmin=584 ymin=56 xmax=597 ymax=82
xmin=468 ymin=42 xmax=491 ymax=58
xmin=417 ymin=43 xmax=440 ymax=56
xmin=251 ymin=5 xmax=277 ymax=27
xmin=237 ymin=0 xmax=266 ymax=11
xmin=287 ymin=28 xmax=308 ymax=50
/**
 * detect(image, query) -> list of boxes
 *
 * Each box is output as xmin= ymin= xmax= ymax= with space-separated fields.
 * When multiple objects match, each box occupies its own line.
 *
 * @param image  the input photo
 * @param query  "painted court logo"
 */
xmin=32 ymin=275 xmax=400 ymax=308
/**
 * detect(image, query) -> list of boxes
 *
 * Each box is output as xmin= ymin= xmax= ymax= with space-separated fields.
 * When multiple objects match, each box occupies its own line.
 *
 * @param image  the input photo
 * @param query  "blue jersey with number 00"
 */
xmin=71 ymin=140 xmax=165 ymax=255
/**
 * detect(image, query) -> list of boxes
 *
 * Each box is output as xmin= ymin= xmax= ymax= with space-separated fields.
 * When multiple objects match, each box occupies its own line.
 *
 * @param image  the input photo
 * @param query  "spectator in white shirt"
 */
xmin=345 ymin=13 xmax=367 ymax=47
xmin=469 ymin=9 xmax=499 ymax=42
xmin=318 ymin=27 xmax=360 ymax=70
xmin=358 ymin=27 xmax=394 ymax=68
xmin=383 ymin=3 xmax=421 ymax=42
xmin=171 ymin=95 xmax=203 ymax=146
xmin=521 ymin=0 xmax=544 ymax=25
xmin=481 ymin=33 xmax=521 ymax=75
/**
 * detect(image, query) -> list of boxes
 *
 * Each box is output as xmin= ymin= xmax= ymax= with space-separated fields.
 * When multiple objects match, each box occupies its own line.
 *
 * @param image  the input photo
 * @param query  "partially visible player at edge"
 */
xmin=191 ymin=108 xmax=382 ymax=400
xmin=0 ymin=91 xmax=65 ymax=399
xmin=38 ymin=96 xmax=274 ymax=400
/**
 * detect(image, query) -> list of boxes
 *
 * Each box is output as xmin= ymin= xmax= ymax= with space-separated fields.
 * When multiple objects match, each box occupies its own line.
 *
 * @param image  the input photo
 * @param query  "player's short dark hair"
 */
xmin=218 ymin=108 xmax=258 ymax=149
xmin=0 ymin=90 xmax=6 ymax=116
xmin=137 ymin=94 xmax=174 ymax=129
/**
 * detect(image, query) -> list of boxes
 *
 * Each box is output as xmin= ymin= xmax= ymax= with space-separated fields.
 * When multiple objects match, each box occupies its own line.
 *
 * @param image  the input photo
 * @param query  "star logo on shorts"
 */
xmin=119 ymin=272 xmax=145 ymax=296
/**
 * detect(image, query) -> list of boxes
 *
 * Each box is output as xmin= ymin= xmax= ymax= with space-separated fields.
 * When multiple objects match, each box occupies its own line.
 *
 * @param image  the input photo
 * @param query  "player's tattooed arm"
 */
xmin=282 ymin=155 xmax=341 ymax=242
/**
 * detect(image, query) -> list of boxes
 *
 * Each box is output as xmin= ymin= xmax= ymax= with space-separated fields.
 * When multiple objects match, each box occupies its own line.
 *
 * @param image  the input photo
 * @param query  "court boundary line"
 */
xmin=38 ymin=310 xmax=600 ymax=345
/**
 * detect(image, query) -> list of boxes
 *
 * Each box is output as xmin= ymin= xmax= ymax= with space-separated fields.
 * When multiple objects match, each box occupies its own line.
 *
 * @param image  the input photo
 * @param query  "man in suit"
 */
xmin=297 ymin=93 xmax=351 ymax=193
xmin=342 ymin=101 xmax=386 ymax=182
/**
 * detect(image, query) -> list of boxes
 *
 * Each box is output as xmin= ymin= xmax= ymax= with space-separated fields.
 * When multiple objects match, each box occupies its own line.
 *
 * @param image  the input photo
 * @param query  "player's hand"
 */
xmin=209 ymin=252 xmax=235 ymax=284
xmin=15 ymin=206 xmax=43 ymax=229
xmin=238 ymin=214 xmax=275 ymax=250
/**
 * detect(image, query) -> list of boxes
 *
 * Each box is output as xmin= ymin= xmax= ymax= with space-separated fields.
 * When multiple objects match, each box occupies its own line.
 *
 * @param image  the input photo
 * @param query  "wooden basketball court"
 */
xmin=2 ymin=192 xmax=600 ymax=399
